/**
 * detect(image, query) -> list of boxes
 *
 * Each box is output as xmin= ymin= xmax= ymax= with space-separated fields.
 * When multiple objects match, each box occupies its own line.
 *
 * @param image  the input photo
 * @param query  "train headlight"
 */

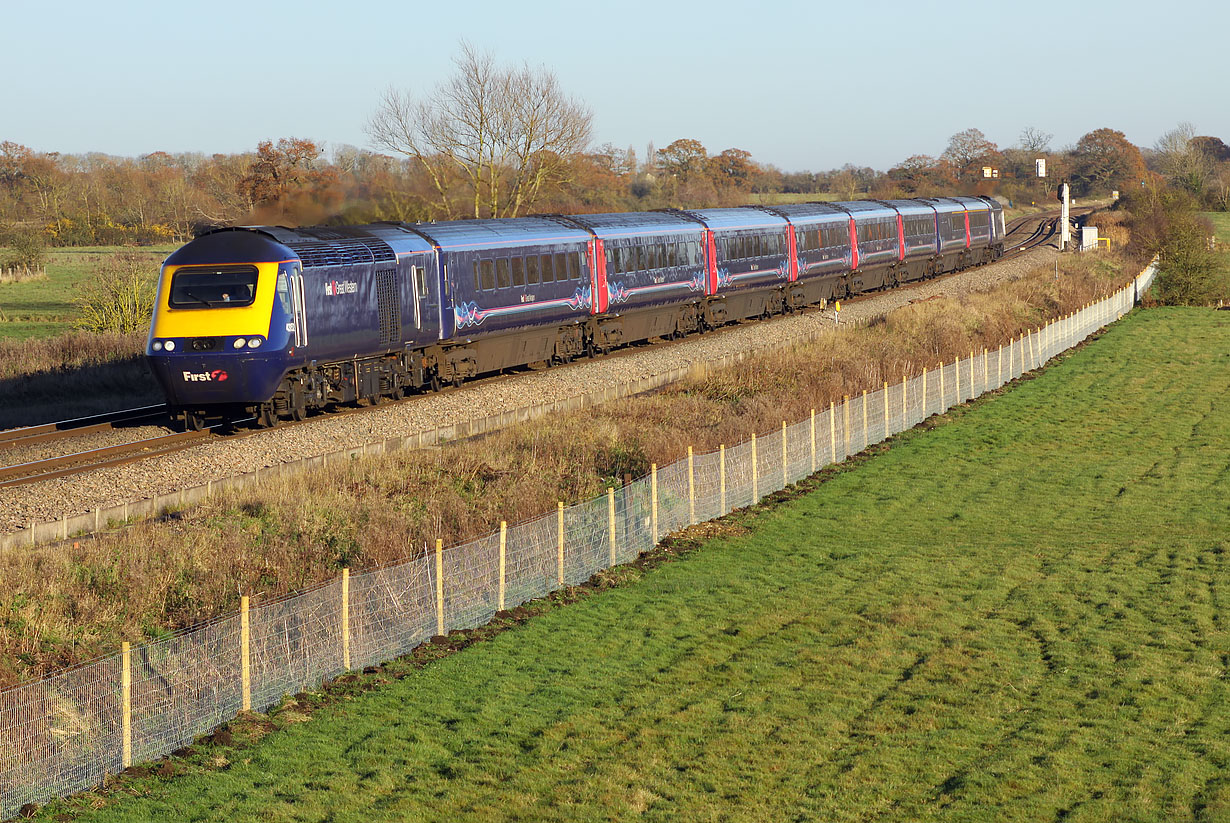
xmin=233 ymin=338 xmax=246 ymax=349
xmin=247 ymin=338 xmax=262 ymax=349
xmin=152 ymin=341 xmax=163 ymax=351
xmin=164 ymin=340 xmax=176 ymax=351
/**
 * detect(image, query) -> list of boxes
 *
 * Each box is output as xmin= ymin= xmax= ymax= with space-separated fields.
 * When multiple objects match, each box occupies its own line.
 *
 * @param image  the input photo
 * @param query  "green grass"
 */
xmin=0 ymin=245 xmax=171 ymax=340
xmin=1202 ymin=212 xmax=1230 ymax=244
xmin=39 ymin=307 xmax=1230 ymax=822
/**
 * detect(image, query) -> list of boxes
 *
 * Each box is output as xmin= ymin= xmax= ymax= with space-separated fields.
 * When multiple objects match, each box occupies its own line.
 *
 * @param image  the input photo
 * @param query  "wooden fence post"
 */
xmin=882 ymin=381 xmax=888 ymax=437
xmin=341 ymin=568 xmax=350 ymax=671
xmin=687 ymin=446 xmax=696 ymax=525
xmin=121 ymin=641 xmax=132 ymax=770
xmin=997 ymin=343 xmax=1003 ymax=386
xmin=983 ymin=348 xmax=988 ymax=394
xmin=781 ymin=420 xmax=788 ymax=489
xmin=498 ymin=521 xmax=507 ymax=611
xmin=810 ymin=409 xmax=816 ymax=473
xmin=843 ymin=395 xmax=850 ymax=457
xmin=607 ymin=487 xmax=617 ymax=565
xmin=969 ymin=351 xmax=975 ymax=398
xmin=954 ymin=356 xmax=960 ymax=403
xmin=240 ymin=595 xmax=251 ymax=712
xmin=435 ymin=538 xmax=445 ymax=636
xmin=719 ymin=446 xmax=727 ymax=512
xmin=939 ymin=364 xmax=945 ymax=412
xmin=650 ymin=468 xmax=658 ymax=545
xmin=751 ymin=433 xmax=759 ymax=500
xmin=921 ymin=367 xmax=927 ymax=417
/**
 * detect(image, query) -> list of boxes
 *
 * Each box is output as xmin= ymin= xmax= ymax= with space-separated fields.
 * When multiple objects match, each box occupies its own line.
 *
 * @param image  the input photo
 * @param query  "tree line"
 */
xmin=2 ymin=45 xmax=1228 ymax=263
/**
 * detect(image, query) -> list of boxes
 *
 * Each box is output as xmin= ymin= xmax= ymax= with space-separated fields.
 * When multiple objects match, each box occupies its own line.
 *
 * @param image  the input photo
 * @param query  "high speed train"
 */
xmin=146 ymin=196 xmax=1005 ymax=429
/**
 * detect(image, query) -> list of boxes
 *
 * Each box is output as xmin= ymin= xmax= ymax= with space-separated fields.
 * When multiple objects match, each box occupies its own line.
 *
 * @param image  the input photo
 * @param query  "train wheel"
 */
xmin=257 ymin=402 xmax=279 ymax=429
xmin=429 ymin=370 xmax=442 ymax=392
xmin=289 ymin=383 xmax=307 ymax=422
xmin=184 ymin=410 xmax=205 ymax=432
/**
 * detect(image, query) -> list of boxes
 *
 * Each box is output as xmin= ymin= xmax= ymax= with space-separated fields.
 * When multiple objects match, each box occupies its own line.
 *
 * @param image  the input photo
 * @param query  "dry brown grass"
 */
xmin=1087 ymin=210 xmax=1131 ymax=250
xmin=0 ymin=330 xmax=159 ymax=429
xmin=0 ymin=252 xmax=1134 ymax=687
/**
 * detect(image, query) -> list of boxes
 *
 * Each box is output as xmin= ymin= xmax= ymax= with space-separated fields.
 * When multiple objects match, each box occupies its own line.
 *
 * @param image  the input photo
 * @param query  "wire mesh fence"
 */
xmin=0 ymin=266 xmax=1155 ymax=817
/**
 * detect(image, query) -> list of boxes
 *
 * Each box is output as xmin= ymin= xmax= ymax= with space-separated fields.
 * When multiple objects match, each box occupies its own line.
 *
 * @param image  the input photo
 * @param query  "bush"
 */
xmin=72 ymin=250 xmax=160 ymax=334
xmin=1124 ymin=187 xmax=1226 ymax=305
xmin=0 ymin=224 xmax=47 ymax=270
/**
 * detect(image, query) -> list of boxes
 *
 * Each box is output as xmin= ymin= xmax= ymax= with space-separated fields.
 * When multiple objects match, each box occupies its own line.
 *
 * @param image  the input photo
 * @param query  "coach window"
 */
xmin=554 ymin=253 xmax=568 ymax=281
xmin=527 ymin=254 xmax=540 ymax=284
xmin=647 ymin=245 xmax=659 ymax=271
xmin=496 ymin=258 xmax=511 ymax=289
xmin=479 ymin=259 xmax=495 ymax=291
xmin=512 ymin=257 xmax=525 ymax=287
xmin=540 ymin=254 xmax=554 ymax=283
xmin=667 ymin=243 xmax=678 ymax=268
xmin=567 ymin=252 xmax=579 ymax=280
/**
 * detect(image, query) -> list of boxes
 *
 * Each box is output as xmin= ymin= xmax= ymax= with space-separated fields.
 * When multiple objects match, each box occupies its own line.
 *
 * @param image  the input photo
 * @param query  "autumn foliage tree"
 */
xmin=1070 ymin=128 xmax=1147 ymax=196
xmin=238 ymin=138 xmax=340 ymax=224
xmin=941 ymin=128 xmax=999 ymax=181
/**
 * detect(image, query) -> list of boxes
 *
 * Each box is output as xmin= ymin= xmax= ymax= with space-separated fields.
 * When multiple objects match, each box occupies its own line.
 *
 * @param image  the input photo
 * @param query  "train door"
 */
xmin=406 ymin=252 xmax=440 ymax=341
xmin=288 ymin=263 xmax=308 ymax=348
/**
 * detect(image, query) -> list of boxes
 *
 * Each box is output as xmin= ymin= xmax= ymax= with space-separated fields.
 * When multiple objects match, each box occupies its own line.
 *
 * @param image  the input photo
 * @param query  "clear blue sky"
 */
xmin=3 ymin=0 xmax=1226 ymax=172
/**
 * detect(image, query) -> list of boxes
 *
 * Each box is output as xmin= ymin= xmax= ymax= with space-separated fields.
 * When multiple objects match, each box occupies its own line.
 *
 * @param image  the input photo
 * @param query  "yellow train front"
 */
xmin=146 ymin=229 xmax=303 ymax=429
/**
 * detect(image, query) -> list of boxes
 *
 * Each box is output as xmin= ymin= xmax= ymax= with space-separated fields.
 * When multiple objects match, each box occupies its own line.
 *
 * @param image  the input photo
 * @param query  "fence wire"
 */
xmin=0 ymin=267 xmax=1153 ymax=817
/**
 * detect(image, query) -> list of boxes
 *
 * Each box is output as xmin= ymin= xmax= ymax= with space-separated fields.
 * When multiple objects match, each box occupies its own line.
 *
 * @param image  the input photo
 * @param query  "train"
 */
xmin=146 ymin=196 xmax=1006 ymax=429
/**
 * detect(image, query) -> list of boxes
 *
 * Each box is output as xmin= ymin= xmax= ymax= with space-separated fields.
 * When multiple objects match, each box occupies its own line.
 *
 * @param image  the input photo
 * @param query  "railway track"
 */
xmin=0 ymin=404 xmax=170 ymax=450
xmin=999 ymin=204 xmax=1093 ymax=259
xmin=0 ymin=426 xmax=218 ymax=489
xmin=1 ymin=217 xmax=1075 ymax=493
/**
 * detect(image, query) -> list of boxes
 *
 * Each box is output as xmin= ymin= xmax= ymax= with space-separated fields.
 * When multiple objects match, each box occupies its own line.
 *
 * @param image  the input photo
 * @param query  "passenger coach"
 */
xmin=146 ymin=196 xmax=1005 ymax=429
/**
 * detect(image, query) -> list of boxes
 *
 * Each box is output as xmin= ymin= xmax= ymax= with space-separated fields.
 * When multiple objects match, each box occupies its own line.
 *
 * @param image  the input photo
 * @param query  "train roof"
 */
xmin=410 ymin=216 xmax=590 ymax=251
xmin=831 ymin=200 xmax=896 ymax=216
xmin=560 ymin=211 xmax=702 ymax=238
xmin=919 ymin=197 xmax=967 ymax=213
xmin=680 ymin=207 xmax=788 ymax=231
xmin=874 ymin=199 xmax=938 ymax=216
xmin=950 ymin=195 xmax=994 ymax=211
xmin=165 ymin=227 xmax=296 ymax=267
xmin=757 ymin=203 xmax=850 ymax=223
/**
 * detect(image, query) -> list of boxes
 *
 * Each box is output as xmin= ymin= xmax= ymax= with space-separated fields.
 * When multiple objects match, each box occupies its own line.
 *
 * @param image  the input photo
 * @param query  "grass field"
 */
xmin=36 ymin=305 xmax=1230 ymax=821
xmin=1203 ymin=211 xmax=1230 ymax=244
xmin=0 ymin=246 xmax=170 ymax=340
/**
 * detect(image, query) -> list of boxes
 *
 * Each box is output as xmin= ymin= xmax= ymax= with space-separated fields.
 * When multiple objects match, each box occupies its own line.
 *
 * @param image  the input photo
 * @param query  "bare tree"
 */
xmin=941 ymin=128 xmax=999 ymax=180
xmin=1017 ymin=127 xmax=1053 ymax=154
xmin=1154 ymin=122 xmax=1215 ymax=197
xmin=367 ymin=42 xmax=592 ymax=219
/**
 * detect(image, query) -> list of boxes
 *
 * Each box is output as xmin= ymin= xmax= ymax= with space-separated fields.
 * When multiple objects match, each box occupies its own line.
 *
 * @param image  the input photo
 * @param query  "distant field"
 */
xmin=0 ymin=246 xmax=171 ymax=340
xmin=1198 ymin=213 xmax=1230 ymax=301
xmin=44 ymin=307 xmax=1230 ymax=822
xmin=1202 ymin=211 xmax=1230 ymax=244
xmin=744 ymin=191 xmax=840 ymax=204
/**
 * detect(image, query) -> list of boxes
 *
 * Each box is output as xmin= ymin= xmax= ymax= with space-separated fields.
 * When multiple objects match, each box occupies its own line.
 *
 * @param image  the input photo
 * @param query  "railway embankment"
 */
xmin=2 ymin=244 xmax=1061 ymax=542
xmin=0 ymin=245 xmax=1137 ymax=688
